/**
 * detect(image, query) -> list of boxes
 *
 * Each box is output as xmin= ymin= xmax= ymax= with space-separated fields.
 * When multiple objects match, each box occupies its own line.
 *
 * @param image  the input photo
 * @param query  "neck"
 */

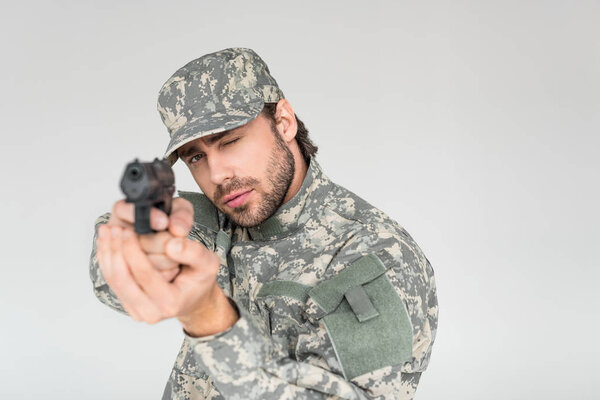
xmin=282 ymin=151 xmax=308 ymax=205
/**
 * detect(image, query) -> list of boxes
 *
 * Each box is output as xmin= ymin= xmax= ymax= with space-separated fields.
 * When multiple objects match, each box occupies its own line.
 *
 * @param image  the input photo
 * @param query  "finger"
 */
xmin=165 ymin=238 xmax=220 ymax=280
xmin=108 ymin=200 xmax=135 ymax=227
xmin=139 ymin=231 xmax=172 ymax=254
xmin=107 ymin=226 xmax=146 ymax=321
xmin=168 ymin=198 xmax=194 ymax=237
xmin=107 ymin=226 xmax=165 ymax=323
xmin=111 ymin=199 xmax=169 ymax=231
xmin=164 ymin=238 xmax=221 ymax=313
xmin=147 ymin=253 xmax=179 ymax=271
xmin=149 ymin=207 xmax=170 ymax=231
xmin=122 ymin=229 xmax=179 ymax=316
xmin=160 ymin=268 xmax=181 ymax=282
xmin=97 ymin=225 xmax=140 ymax=321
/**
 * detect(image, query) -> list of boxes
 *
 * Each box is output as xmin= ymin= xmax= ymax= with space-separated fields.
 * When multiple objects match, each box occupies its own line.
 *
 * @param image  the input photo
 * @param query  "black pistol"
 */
xmin=120 ymin=158 xmax=175 ymax=234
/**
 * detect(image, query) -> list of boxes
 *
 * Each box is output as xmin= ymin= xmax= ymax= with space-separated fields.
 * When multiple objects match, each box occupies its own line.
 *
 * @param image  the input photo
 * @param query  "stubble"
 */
xmin=215 ymin=132 xmax=295 ymax=228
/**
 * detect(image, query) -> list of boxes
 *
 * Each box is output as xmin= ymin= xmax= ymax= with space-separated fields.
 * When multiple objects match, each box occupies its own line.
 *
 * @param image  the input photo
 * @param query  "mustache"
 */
xmin=215 ymin=177 xmax=259 ymax=203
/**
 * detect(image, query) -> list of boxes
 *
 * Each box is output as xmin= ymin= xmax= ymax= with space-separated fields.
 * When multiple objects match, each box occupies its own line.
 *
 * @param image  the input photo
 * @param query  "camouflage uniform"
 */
xmin=90 ymin=157 xmax=437 ymax=399
xmin=89 ymin=48 xmax=438 ymax=399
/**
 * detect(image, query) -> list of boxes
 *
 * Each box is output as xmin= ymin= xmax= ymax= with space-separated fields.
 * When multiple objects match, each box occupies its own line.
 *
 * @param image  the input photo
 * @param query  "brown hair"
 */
xmin=261 ymin=103 xmax=318 ymax=162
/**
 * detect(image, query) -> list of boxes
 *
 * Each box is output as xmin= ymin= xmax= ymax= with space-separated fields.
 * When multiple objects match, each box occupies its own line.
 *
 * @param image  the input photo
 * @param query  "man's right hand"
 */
xmin=106 ymin=198 xmax=194 ymax=281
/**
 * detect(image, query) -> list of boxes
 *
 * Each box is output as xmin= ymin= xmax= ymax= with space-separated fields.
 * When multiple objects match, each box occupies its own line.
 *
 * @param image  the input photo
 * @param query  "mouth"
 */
xmin=223 ymin=189 xmax=253 ymax=208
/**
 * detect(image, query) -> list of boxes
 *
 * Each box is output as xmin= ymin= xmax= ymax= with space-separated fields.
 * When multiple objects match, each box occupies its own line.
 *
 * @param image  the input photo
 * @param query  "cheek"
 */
xmin=230 ymin=146 xmax=269 ymax=179
xmin=243 ymin=141 xmax=274 ymax=173
xmin=191 ymin=169 xmax=214 ymax=196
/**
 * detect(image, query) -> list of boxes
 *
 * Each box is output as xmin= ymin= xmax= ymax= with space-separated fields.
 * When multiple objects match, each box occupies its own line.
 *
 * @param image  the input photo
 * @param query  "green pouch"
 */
xmin=309 ymin=254 xmax=413 ymax=380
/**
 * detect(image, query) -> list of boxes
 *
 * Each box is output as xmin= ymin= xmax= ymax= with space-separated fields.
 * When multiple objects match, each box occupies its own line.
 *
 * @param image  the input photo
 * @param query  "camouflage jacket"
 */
xmin=89 ymin=158 xmax=438 ymax=399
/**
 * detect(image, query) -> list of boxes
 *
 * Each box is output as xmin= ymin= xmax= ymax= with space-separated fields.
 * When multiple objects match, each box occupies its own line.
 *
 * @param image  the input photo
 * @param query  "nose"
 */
xmin=207 ymin=151 xmax=234 ymax=186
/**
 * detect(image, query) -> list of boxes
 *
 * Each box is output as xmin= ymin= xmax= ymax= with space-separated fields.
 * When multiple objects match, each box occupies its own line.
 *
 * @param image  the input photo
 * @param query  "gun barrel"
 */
xmin=120 ymin=158 xmax=175 ymax=233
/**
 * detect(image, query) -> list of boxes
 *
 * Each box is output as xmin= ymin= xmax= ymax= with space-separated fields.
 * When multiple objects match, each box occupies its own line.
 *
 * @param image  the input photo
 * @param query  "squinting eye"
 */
xmin=223 ymin=138 xmax=239 ymax=146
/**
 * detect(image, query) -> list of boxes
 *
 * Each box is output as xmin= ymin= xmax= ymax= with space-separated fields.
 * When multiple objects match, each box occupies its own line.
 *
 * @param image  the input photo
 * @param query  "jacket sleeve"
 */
xmin=89 ymin=213 xmax=127 ymax=314
xmin=177 ymin=227 xmax=438 ymax=400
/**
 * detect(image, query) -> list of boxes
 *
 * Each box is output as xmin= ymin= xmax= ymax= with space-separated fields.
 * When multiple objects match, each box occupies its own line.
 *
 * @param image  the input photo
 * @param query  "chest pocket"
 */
xmin=305 ymin=253 xmax=413 ymax=381
xmin=255 ymin=281 xmax=312 ymax=355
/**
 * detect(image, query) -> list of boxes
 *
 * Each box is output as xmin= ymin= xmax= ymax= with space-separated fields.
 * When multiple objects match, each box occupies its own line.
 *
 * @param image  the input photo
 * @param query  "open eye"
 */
xmin=189 ymin=153 xmax=205 ymax=164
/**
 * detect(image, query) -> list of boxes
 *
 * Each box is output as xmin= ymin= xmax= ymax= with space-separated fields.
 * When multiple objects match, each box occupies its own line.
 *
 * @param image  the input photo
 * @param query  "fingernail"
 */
xmin=98 ymin=225 xmax=106 ymax=239
xmin=111 ymin=226 xmax=121 ymax=238
xmin=168 ymin=239 xmax=183 ymax=253
xmin=123 ymin=229 xmax=132 ymax=239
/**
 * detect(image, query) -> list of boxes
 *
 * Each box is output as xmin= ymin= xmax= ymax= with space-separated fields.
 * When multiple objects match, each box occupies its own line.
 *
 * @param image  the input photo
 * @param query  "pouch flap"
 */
xmin=308 ymin=253 xmax=387 ymax=315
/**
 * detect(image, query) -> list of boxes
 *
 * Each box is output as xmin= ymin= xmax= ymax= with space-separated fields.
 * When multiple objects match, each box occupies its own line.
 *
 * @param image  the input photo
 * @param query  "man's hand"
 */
xmin=106 ymin=198 xmax=194 ymax=281
xmin=97 ymin=198 xmax=239 ymax=336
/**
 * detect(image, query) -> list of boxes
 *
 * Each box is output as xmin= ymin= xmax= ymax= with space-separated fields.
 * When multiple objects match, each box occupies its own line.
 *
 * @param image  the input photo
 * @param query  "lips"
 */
xmin=223 ymin=189 xmax=253 ymax=208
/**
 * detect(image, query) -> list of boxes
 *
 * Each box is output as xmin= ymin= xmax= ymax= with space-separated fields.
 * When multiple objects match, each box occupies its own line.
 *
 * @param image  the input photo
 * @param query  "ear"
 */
xmin=274 ymin=99 xmax=298 ymax=144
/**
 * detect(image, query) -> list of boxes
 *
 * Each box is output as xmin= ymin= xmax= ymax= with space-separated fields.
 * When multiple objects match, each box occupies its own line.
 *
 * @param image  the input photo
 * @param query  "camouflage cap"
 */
xmin=157 ymin=48 xmax=284 ymax=165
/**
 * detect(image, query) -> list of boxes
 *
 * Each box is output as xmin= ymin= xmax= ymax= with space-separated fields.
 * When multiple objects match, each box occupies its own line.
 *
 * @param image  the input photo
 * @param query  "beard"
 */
xmin=214 ymin=132 xmax=295 ymax=228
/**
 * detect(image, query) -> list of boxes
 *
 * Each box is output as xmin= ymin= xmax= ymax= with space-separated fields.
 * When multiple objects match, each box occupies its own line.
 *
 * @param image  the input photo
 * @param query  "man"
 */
xmin=90 ymin=48 xmax=438 ymax=399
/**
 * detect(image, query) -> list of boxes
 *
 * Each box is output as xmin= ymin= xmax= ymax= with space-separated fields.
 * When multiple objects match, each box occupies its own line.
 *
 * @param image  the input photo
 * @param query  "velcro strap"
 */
xmin=344 ymin=285 xmax=379 ymax=322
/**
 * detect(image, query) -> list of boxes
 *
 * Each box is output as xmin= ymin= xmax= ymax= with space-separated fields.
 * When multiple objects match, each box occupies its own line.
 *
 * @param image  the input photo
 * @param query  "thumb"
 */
xmin=165 ymin=238 xmax=217 ymax=269
xmin=168 ymin=198 xmax=194 ymax=237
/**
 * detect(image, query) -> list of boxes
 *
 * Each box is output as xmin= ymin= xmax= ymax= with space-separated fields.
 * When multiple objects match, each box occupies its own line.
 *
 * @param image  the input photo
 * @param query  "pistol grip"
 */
xmin=134 ymin=204 xmax=153 ymax=234
xmin=159 ymin=195 xmax=173 ymax=216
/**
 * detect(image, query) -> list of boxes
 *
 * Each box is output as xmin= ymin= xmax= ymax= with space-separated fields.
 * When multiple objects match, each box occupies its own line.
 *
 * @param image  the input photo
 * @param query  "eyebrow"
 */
xmin=178 ymin=130 xmax=237 ymax=159
xmin=178 ymin=144 xmax=202 ymax=160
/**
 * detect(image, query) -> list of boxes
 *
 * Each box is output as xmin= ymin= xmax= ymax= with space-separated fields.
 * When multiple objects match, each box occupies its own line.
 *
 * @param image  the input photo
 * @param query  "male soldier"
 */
xmin=90 ymin=48 xmax=438 ymax=399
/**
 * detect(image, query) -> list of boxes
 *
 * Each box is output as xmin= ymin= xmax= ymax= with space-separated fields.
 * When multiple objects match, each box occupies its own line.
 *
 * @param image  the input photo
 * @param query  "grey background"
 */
xmin=1 ymin=1 xmax=598 ymax=399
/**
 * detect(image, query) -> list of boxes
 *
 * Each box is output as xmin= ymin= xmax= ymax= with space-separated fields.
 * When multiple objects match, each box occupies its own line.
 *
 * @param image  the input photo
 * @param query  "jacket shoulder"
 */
xmin=321 ymin=182 xmax=402 ymax=234
xmin=320 ymin=182 xmax=432 ymax=283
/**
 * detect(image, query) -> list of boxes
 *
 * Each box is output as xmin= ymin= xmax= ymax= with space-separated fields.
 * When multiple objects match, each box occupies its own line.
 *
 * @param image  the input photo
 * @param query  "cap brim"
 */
xmin=164 ymin=99 xmax=264 ymax=165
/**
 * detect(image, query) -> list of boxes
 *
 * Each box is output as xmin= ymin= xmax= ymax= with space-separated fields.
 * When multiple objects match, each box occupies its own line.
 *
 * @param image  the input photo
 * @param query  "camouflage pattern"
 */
xmin=89 ymin=158 xmax=438 ymax=399
xmin=157 ymin=48 xmax=284 ymax=165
